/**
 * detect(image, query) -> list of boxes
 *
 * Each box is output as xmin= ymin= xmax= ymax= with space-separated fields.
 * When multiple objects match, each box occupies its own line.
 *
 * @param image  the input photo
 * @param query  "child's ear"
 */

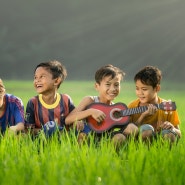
xmin=94 ymin=82 xmax=99 ymax=90
xmin=156 ymin=84 xmax=161 ymax=92
xmin=54 ymin=78 xmax=61 ymax=86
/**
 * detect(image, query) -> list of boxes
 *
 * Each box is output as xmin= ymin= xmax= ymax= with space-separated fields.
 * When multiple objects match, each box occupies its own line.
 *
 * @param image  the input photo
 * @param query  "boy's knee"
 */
xmin=140 ymin=124 xmax=154 ymax=141
xmin=112 ymin=133 xmax=126 ymax=145
xmin=142 ymin=130 xmax=153 ymax=139
xmin=123 ymin=123 xmax=139 ymax=136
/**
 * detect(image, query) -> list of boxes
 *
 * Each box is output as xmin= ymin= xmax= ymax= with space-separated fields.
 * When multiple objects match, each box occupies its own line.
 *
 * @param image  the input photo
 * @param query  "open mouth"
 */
xmin=36 ymin=84 xmax=43 ymax=88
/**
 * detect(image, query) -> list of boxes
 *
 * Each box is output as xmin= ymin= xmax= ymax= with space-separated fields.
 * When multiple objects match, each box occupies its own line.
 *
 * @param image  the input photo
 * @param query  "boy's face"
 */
xmin=34 ymin=67 xmax=60 ymax=94
xmin=0 ymin=79 xmax=5 ymax=107
xmin=95 ymin=75 xmax=121 ymax=103
xmin=135 ymin=80 xmax=160 ymax=104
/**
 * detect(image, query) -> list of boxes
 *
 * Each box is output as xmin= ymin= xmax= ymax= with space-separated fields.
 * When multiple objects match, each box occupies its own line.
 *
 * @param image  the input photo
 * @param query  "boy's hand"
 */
xmin=160 ymin=121 xmax=174 ymax=130
xmin=75 ymin=120 xmax=85 ymax=131
xmin=91 ymin=108 xmax=106 ymax=122
xmin=8 ymin=126 xmax=18 ymax=135
xmin=9 ymin=125 xmax=17 ymax=131
xmin=157 ymin=121 xmax=174 ymax=131
xmin=144 ymin=104 xmax=157 ymax=116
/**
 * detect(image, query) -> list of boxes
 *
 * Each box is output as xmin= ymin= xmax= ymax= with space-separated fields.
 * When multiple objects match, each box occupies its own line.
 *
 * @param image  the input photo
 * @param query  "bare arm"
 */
xmin=65 ymin=96 xmax=106 ymax=125
xmin=9 ymin=122 xmax=25 ymax=133
xmin=135 ymin=104 xmax=157 ymax=126
xmin=173 ymin=125 xmax=181 ymax=137
xmin=158 ymin=121 xmax=181 ymax=138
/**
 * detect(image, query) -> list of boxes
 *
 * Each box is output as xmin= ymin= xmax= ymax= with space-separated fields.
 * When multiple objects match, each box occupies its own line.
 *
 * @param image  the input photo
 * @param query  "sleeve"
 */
xmin=12 ymin=97 xmax=25 ymax=125
xmin=68 ymin=95 xmax=75 ymax=112
xmin=62 ymin=94 xmax=75 ymax=114
xmin=167 ymin=110 xmax=181 ymax=126
xmin=128 ymin=99 xmax=139 ymax=109
xmin=127 ymin=99 xmax=140 ymax=123
xmin=25 ymin=98 xmax=36 ymax=124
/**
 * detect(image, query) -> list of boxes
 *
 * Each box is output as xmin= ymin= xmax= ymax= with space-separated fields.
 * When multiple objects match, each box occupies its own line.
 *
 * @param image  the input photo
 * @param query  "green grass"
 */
xmin=1 ymin=80 xmax=185 ymax=185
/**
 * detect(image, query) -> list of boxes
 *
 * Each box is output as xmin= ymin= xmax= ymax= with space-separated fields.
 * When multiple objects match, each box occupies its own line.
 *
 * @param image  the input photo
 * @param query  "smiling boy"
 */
xmin=25 ymin=60 xmax=84 ymax=137
xmin=0 ymin=78 xmax=24 ymax=135
xmin=128 ymin=66 xmax=181 ymax=143
xmin=65 ymin=64 xmax=138 ymax=147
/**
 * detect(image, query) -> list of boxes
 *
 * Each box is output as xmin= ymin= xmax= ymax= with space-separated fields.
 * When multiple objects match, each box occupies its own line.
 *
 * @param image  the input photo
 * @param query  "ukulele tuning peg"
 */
xmin=167 ymin=99 xmax=172 ymax=104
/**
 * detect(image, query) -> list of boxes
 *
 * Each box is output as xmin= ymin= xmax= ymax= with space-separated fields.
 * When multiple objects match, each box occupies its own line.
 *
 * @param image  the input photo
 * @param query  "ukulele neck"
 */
xmin=121 ymin=106 xmax=148 ymax=116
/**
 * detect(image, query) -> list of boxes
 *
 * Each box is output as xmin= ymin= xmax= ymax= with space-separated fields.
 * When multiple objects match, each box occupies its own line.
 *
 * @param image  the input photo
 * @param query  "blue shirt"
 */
xmin=0 ymin=94 xmax=24 ymax=134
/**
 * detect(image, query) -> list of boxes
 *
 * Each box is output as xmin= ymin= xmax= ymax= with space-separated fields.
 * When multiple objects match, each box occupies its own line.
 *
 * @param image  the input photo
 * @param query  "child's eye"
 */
xmin=41 ymin=75 xmax=46 ymax=79
xmin=34 ymin=75 xmax=46 ymax=80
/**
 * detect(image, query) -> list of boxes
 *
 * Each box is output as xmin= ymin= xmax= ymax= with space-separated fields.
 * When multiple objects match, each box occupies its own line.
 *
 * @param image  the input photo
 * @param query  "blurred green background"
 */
xmin=0 ymin=0 xmax=185 ymax=81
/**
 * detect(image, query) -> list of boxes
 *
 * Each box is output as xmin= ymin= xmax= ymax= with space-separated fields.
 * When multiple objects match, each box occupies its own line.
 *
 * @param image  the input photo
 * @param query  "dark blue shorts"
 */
xmin=81 ymin=123 xmax=91 ymax=134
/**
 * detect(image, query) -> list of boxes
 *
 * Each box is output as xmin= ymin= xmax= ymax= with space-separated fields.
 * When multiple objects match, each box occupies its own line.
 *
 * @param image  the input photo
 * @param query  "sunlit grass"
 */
xmin=1 ymin=80 xmax=185 ymax=185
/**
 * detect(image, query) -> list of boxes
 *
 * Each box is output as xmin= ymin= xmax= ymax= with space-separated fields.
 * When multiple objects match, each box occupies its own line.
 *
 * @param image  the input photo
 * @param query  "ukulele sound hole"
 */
xmin=110 ymin=108 xmax=122 ymax=121
xmin=113 ymin=111 xmax=121 ymax=118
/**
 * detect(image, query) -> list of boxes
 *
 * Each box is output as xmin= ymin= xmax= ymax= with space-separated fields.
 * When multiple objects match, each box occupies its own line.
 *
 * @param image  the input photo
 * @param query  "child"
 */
xmin=128 ymin=66 xmax=181 ymax=143
xmin=65 ymin=64 xmax=138 ymax=147
xmin=25 ymin=60 xmax=84 ymax=137
xmin=0 ymin=78 xmax=24 ymax=135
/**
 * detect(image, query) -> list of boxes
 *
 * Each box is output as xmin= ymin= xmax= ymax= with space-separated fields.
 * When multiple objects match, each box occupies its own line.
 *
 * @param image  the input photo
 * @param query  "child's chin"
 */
xmin=139 ymin=99 xmax=147 ymax=104
xmin=36 ymin=89 xmax=43 ymax=94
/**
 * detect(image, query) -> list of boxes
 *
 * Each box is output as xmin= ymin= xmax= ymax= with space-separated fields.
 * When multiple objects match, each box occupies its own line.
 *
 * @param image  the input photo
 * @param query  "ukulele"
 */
xmin=86 ymin=101 xmax=176 ymax=133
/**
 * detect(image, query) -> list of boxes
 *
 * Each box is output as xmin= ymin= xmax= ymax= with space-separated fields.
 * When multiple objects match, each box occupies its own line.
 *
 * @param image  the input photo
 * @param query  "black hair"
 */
xmin=95 ymin=64 xmax=125 ymax=84
xmin=34 ymin=60 xmax=67 ymax=88
xmin=134 ymin=66 xmax=162 ymax=88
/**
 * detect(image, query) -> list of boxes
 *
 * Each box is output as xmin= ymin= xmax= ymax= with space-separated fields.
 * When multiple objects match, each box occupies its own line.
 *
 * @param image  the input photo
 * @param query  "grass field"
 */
xmin=1 ymin=80 xmax=185 ymax=185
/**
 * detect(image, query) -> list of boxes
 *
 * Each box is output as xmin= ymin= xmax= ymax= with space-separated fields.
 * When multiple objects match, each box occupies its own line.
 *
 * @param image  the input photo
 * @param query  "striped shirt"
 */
xmin=25 ymin=93 xmax=75 ymax=130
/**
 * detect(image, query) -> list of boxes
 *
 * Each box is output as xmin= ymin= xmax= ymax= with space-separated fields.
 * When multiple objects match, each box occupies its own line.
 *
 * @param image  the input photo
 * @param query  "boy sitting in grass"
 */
xmin=128 ymin=66 xmax=181 ymax=144
xmin=65 ymin=64 xmax=138 ymax=148
xmin=25 ymin=60 xmax=84 ymax=138
xmin=0 ymin=78 xmax=24 ymax=135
